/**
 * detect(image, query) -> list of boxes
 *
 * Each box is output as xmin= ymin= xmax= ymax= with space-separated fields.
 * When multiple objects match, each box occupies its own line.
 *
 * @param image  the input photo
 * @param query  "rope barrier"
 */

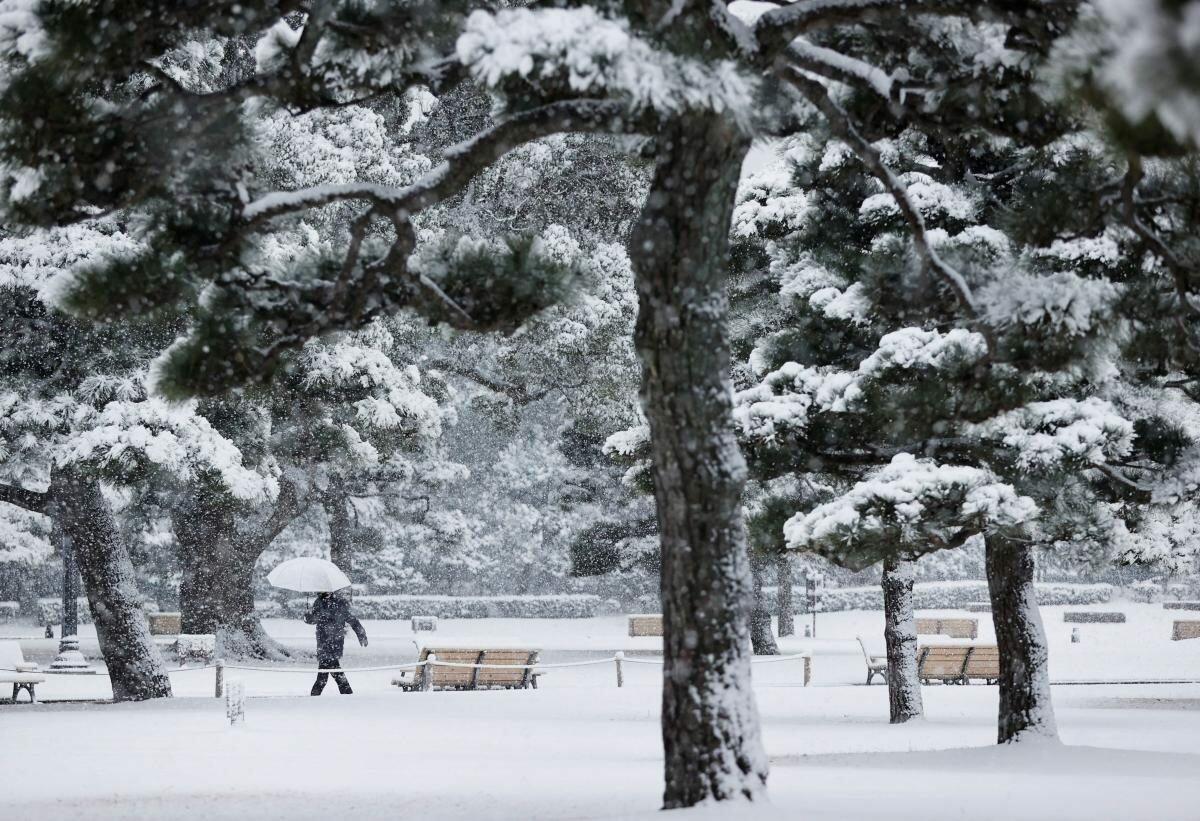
xmin=3 ymin=651 xmax=814 ymax=677
xmin=220 ymin=661 xmax=424 ymax=675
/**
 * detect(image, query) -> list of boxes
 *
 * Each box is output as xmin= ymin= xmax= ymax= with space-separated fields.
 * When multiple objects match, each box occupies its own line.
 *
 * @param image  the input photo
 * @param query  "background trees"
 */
xmin=0 ymin=0 xmax=1198 ymax=807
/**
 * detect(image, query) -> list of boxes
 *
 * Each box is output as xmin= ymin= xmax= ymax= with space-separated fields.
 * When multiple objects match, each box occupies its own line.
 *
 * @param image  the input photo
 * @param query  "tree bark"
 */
xmin=750 ymin=553 xmax=779 ymax=655
xmin=173 ymin=490 xmax=302 ymax=660
xmin=882 ymin=557 xmax=922 ymax=723
xmin=985 ymin=535 xmax=1058 ymax=743
xmin=776 ymin=552 xmax=795 ymax=637
xmin=630 ymin=112 xmax=767 ymax=808
xmin=48 ymin=467 xmax=172 ymax=701
xmin=323 ymin=489 xmax=354 ymax=585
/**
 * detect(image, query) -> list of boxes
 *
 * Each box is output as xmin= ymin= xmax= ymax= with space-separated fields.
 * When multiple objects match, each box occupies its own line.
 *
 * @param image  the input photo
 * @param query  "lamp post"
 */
xmin=49 ymin=532 xmax=95 ymax=674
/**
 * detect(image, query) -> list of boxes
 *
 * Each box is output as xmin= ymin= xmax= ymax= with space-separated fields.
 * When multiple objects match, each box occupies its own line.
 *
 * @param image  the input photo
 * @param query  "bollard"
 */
xmin=214 ymin=658 xmax=225 ymax=698
xmin=225 ymin=679 xmax=245 ymax=725
xmin=614 ymin=651 xmax=625 ymax=688
xmin=421 ymin=654 xmax=435 ymax=692
xmin=1071 ymin=627 xmax=1081 ymax=644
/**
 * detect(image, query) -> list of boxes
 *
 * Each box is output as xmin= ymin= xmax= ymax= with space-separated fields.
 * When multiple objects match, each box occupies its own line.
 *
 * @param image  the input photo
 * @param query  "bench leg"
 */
xmin=10 ymin=683 xmax=16 ymax=703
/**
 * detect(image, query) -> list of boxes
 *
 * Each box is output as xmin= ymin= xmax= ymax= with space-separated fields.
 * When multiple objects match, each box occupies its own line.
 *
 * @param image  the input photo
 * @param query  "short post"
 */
xmin=1071 ymin=627 xmax=1081 ymax=644
xmin=421 ymin=653 xmax=435 ymax=692
xmin=214 ymin=658 xmax=225 ymax=698
xmin=225 ymin=679 xmax=245 ymax=725
xmin=803 ymin=655 xmax=812 ymax=687
xmin=614 ymin=651 xmax=625 ymax=688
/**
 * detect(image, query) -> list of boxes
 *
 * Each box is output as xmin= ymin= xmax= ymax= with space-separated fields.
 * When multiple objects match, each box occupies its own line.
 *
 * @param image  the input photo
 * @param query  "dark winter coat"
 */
xmin=304 ymin=594 xmax=367 ymax=661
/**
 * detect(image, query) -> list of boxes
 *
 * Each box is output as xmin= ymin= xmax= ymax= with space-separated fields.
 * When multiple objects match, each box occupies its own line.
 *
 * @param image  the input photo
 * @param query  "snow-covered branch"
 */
xmin=425 ymin=359 xmax=551 ymax=405
xmin=1117 ymin=153 xmax=1200 ymax=349
xmin=780 ymin=68 xmax=985 ymax=328
xmin=242 ymin=479 xmax=301 ymax=557
xmin=783 ymin=453 xmax=1038 ymax=570
xmin=0 ymin=481 xmax=47 ymax=514
xmin=242 ymin=99 xmax=641 ymax=226
xmin=786 ymin=39 xmax=894 ymax=100
xmin=752 ymin=0 xmax=1013 ymax=57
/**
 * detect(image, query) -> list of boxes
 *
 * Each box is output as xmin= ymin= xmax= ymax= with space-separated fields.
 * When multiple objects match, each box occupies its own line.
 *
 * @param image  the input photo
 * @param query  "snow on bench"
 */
xmin=393 ymin=647 xmax=543 ymax=691
xmin=856 ymin=636 xmax=888 ymax=685
xmin=0 ymin=639 xmax=45 ymax=703
xmin=915 ymin=617 xmax=978 ymax=639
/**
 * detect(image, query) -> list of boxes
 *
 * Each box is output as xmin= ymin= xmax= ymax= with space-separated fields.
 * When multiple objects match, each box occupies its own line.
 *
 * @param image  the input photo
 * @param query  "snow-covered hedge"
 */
xmin=281 ymin=594 xmax=602 ymax=620
xmin=37 ymin=596 xmax=161 ymax=625
xmin=767 ymin=581 xmax=1113 ymax=613
xmin=254 ymin=599 xmax=284 ymax=618
xmin=37 ymin=597 xmax=93 ymax=626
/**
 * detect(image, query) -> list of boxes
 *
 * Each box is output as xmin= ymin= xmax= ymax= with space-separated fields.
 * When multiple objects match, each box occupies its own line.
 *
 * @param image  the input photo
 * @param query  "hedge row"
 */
xmin=767 ymin=581 xmax=1113 ymax=613
xmin=37 ymin=596 xmax=164 ymax=625
xmin=36 ymin=598 xmax=93 ymax=626
xmin=278 ymin=594 xmax=603 ymax=620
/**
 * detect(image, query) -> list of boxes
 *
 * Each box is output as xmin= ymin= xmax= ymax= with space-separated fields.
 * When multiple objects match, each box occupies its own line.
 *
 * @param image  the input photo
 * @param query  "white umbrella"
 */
xmin=267 ymin=557 xmax=351 ymax=593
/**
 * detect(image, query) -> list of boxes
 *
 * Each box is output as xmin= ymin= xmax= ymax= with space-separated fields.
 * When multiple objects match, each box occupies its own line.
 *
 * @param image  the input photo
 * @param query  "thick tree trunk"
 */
xmin=49 ymin=468 xmax=171 ymax=701
xmin=750 ymin=554 xmax=779 ymax=655
xmin=630 ymin=113 xmax=766 ymax=808
xmin=174 ymin=497 xmax=300 ymax=660
xmin=323 ymin=490 xmax=354 ymax=583
xmin=776 ymin=553 xmax=795 ymax=637
xmin=985 ymin=536 xmax=1058 ymax=743
xmin=882 ymin=557 xmax=922 ymax=723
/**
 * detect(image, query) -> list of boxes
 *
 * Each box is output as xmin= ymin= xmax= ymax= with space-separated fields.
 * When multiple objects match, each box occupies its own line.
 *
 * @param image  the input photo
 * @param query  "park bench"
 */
xmin=147 ymin=612 xmax=182 ymax=635
xmin=915 ymin=617 xmax=979 ymax=639
xmin=1163 ymin=602 xmax=1200 ymax=611
xmin=856 ymin=636 xmax=888 ymax=685
xmin=392 ymin=648 xmax=542 ymax=691
xmin=0 ymin=639 xmax=46 ymax=703
xmin=628 ymin=614 xmax=663 ymax=637
xmin=1172 ymin=621 xmax=1200 ymax=641
xmin=918 ymin=644 xmax=999 ymax=685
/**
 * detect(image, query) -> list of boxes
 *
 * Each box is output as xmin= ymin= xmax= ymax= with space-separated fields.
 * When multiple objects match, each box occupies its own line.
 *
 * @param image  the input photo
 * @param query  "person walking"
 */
xmin=304 ymin=590 xmax=368 ymax=695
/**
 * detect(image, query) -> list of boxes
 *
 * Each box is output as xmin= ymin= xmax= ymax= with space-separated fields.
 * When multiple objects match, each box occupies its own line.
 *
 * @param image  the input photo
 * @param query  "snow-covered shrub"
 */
xmin=253 ymin=599 xmax=284 ymax=618
xmin=769 ymin=581 xmax=1114 ymax=613
xmin=282 ymin=594 xmax=602 ymax=620
xmin=1126 ymin=580 xmax=1162 ymax=603
xmin=36 ymin=597 xmax=93 ymax=626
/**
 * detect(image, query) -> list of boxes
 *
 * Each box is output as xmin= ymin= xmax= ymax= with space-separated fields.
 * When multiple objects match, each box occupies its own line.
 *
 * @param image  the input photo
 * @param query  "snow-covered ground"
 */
xmin=2 ymin=603 xmax=1199 ymax=819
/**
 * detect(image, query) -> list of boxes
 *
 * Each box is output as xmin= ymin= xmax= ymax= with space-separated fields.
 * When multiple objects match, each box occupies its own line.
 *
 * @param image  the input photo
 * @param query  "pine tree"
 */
xmin=0 ymin=0 xmax=1098 ymax=803
xmin=0 ymin=222 xmax=276 ymax=699
xmin=729 ymin=12 xmax=1150 ymax=738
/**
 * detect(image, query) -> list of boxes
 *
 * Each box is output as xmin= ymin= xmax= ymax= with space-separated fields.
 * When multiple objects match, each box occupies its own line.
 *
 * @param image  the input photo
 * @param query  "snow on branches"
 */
xmin=457 ymin=7 xmax=758 ymax=123
xmin=784 ymin=453 xmax=1037 ymax=569
xmin=969 ymin=397 xmax=1134 ymax=473
xmin=1090 ymin=0 xmax=1200 ymax=148
xmin=734 ymin=327 xmax=988 ymax=441
xmin=0 ymin=385 xmax=276 ymax=503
